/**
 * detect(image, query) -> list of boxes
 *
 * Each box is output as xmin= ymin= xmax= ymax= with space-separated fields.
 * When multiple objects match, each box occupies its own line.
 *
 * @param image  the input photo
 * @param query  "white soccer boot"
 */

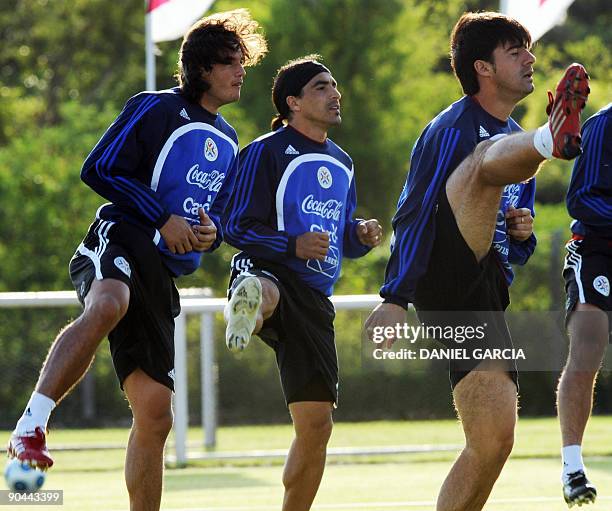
xmin=224 ymin=276 xmax=262 ymax=352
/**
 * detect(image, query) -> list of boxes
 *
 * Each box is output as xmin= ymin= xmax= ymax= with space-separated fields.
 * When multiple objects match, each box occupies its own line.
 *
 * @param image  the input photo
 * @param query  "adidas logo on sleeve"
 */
xmin=285 ymin=144 xmax=300 ymax=155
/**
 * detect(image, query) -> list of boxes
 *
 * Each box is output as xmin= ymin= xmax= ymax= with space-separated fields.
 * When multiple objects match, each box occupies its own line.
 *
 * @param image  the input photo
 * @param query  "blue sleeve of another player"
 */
xmin=380 ymin=127 xmax=463 ymax=309
xmin=80 ymin=94 xmax=171 ymax=229
xmin=224 ymin=142 xmax=296 ymax=260
xmin=566 ymin=115 xmax=612 ymax=225
xmin=205 ymin=151 xmax=238 ymax=253
xmin=509 ymin=179 xmax=537 ymax=265
xmin=342 ymin=175 xmax=371 ymax=258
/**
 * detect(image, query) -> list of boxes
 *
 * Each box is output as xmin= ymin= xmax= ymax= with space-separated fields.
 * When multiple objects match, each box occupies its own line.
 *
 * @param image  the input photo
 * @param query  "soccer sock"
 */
xmin=533 ymin=123 xmax=553 ymax=159
xmin=14 ymin=392 xmax=56 ymax=434
xmin=562 ymin=445 xmax=585 ymax=482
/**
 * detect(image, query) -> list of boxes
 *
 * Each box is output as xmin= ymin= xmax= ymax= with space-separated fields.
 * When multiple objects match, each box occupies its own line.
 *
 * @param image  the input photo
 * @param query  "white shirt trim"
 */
xmin=275 ymin=154 xmax=353 ymax=230
xmin=151 ymin=123 xmax=238 ymax=192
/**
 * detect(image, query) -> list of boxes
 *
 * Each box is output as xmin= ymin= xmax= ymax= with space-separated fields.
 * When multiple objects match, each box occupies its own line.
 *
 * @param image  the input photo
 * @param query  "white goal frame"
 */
xmin=0 ymin=290 xmax=382 ymax=465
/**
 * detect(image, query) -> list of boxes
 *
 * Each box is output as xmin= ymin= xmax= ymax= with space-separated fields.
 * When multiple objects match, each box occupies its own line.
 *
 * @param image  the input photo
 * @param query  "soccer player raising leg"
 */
xmin=8 ymin=10 xmax=267 ymax=511
xmin=366 ymin=12 xmax=589 ymax=511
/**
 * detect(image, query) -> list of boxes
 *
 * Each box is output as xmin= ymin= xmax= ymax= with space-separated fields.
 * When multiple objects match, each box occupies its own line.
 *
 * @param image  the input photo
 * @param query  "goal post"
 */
xmin=0 ymin=290 xmax=383 ymax=466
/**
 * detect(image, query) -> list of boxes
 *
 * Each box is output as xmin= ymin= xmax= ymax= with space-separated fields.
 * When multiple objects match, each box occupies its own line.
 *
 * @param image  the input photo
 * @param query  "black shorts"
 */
xmin=564 ymin=236 xmax=612 ymax=341
xmin=413 ymin=188 xmax=518 ymax=390
xmin=69 ymin=219 xmax=180 ymax=391
xmin=228 ymin=252 xmax=337 ymax=406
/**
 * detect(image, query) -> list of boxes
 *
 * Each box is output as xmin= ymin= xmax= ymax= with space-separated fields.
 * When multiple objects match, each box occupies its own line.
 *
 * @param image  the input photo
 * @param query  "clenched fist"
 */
xmin=357 ymin=219 xmax=383 ymax=247
xmin=192 ymin=209 xmax=217 ymax=252
xmin=296 ymin=231 xmax=330 ymax=260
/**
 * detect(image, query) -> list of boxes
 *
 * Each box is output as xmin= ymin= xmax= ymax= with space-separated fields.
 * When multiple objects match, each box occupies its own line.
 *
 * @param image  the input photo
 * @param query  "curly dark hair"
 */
xmin=450 ymin=12 xmax=531 ymax=95
xmin=176 ymin=9 xmax=268 ymax=103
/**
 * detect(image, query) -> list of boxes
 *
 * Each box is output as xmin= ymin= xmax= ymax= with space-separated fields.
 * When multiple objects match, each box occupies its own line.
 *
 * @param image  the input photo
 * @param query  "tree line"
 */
xmin=0 ymin=0 xmax=610 ymax=425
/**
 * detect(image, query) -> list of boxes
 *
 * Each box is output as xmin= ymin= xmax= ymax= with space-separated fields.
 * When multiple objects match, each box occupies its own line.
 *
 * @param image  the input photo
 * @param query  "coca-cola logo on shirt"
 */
xmin=186 ymin=164 xmax=225 ymax=192
xmin=301 ymin=194 xmax=343 ymax=221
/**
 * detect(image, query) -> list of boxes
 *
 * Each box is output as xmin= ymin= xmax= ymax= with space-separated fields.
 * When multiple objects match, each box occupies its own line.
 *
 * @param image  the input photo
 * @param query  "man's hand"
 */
xmin=160 ymin=214 xmax=199 ymax=255
xmin=191 ymin=209 xmax=218 ymax=252
xmin=505 ymin=206 xmax=533 ymax=242
xmin=296 ymin=231 xmax=329 ymax=260
xmin=364 ymin=302 xmax=407 ymax=349
xmin=357 ymin=219 xmax=383 ymax=247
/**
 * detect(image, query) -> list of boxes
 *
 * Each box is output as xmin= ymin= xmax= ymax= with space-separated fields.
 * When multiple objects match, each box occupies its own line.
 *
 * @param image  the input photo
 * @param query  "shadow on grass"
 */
xmin=164 ymin=470 xmax=274 ymax=491
xmin=588 ymin=457 xmax=612 ymax=475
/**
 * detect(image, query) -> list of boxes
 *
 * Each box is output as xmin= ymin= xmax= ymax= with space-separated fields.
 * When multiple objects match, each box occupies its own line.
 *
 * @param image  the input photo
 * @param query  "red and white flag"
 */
xmin=501 ymin=0 xmax=577 ymax=42
xmin=147 ymin=0 xmax=215 ymax=43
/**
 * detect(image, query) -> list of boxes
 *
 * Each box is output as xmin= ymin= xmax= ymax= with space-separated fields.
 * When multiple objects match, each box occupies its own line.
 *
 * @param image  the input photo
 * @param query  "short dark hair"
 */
xmin=450 ymin=12 xmax=531 ymax=95
xmin=176 ymin=9 xmax=267 ymax=103
xmin=270 ymin=54 xmax=328 ymax=131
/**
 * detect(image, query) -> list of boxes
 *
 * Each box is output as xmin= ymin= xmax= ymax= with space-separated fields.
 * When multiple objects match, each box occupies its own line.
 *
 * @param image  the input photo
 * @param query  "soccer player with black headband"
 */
xmin=223 ymin=56 xmax=382 ymax=511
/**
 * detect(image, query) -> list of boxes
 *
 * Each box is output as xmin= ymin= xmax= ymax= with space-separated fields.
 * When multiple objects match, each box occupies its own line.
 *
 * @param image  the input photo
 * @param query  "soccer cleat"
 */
xmin=546 ymin=63 xmax=590 ymax=160
xmin=563 ymin=470 xmax=597 ymax=507
xmin=224 ymin=276 xmax=262 ymax=352
xmin=7 ymin=427 xmax=53 ymax=470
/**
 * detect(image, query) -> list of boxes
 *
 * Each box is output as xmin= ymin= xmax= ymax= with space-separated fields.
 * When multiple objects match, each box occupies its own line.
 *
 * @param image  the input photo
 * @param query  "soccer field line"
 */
xmin=119 ymin=495 xmax=612 ymax=511
xmin=164 ymin=444 xmax=464 ymax=463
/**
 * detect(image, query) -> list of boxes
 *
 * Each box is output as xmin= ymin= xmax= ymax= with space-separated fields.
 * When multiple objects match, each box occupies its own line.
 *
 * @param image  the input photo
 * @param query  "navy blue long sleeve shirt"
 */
xmin=81 ymin=87 xmax=239 ymax=276
xmin=224 ymin=125 xmax=370 ymax=296
xmin=566 ymin=103 xmax=612 ymax=238
xmin=381 ymin=96 xmax=537 ymax=308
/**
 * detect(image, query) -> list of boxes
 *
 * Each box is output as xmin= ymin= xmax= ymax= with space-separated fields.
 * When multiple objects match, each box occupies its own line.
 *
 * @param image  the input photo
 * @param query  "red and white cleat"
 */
xmin=7 ymin=427 xmax=53 ymax=471
xmin=547 ymin=63 xmax=590 ymax=160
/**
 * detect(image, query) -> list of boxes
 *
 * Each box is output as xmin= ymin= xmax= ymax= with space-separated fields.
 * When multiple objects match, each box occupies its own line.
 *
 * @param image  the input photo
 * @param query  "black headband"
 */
xmin=272 ymin=62 xmax=330 ymax=118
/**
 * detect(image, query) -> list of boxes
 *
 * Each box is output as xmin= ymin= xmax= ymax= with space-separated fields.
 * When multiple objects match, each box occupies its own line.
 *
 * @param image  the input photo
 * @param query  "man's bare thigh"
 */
xmin=453 ymin=364 xmax=517 ymax=437
xmin=446 ymin=140 xmax=504 ymax=262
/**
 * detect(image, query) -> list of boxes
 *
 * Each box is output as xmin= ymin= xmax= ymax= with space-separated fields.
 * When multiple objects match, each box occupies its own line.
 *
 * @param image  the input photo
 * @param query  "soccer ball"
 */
xmin=3 ymin=459 xmax=46 ymax=493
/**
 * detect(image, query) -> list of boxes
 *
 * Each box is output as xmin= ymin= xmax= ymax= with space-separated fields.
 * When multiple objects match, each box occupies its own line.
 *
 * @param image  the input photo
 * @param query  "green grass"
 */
xmin=3 ymin=417 xmax=612 ymax=510
xmin=31 ymin=416 xmax=612 ymax=455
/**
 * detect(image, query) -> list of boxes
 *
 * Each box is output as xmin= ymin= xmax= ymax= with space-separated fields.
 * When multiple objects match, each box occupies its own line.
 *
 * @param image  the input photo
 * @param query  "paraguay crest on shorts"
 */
xmin=114 ymin=257 xmax=131 ymax=277
xmin=593 ymin=275 xmax=610 ymax=297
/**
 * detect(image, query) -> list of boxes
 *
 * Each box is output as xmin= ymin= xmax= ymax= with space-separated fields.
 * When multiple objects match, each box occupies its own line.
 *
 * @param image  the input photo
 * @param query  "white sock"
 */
xmin=533 ymin=123 xmax=554 ymax=159
xmin=562 ymin=445 xmax=585 ymax=482
xmin=14 ymin=392 xmax=56 ymax=434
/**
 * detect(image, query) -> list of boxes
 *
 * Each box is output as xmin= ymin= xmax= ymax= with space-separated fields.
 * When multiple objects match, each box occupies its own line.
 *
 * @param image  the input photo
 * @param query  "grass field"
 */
xmin=3 ymin=417 xmax=612 ymax=510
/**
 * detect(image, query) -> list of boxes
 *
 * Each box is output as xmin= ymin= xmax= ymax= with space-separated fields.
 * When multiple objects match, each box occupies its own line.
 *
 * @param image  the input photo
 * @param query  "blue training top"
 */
xmin=224 ymin=125 xmax=371 ymax=296
xmin=81 ymin=87 xmax=239 ymax=277
xmin=566 ymin=103 xmax=612 ymax=239
xmin=380 ymin=96 xmax=537 ymax=308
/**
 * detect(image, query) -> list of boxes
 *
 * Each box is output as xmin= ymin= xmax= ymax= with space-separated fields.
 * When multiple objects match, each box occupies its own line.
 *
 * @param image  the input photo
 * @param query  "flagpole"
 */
xmin=145 ymin=1 xmax=156 ymax=90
